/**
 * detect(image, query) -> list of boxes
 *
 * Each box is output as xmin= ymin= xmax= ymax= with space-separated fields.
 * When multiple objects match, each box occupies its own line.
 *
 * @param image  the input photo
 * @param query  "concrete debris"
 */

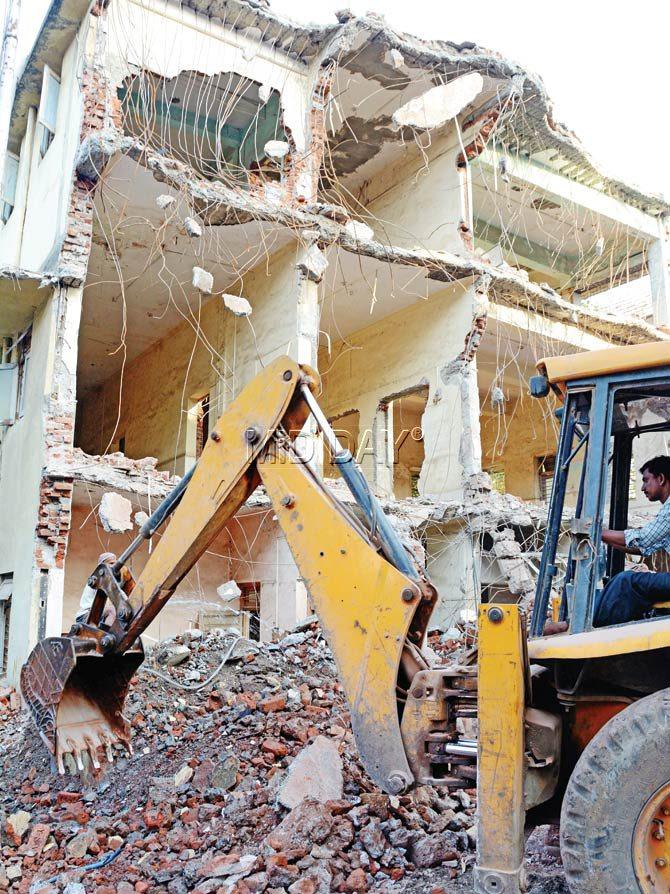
xmin=222 ymin=293 xmax=253 ymax=317
xmin=192 ymin=266 xmax=214 ymax=294
xmin=278 ymin=735 xmax=343 ymax=809
xmin=98 ymin=491 xmax=133 ymax=534
xmin=134 ymin=510 xmax=149 ymax=528
xmin=45 ymin=448 xmax=178 ymax=500
xmin=264 ymin=140 xmax=290 ymax=160
xmin=392 ymin=74 xmax=484 ymax=130
xmin=156 ymin=194 xmax=176 ymax=209
xmin=183 ymin=217 xmax=202 ymax=238
xmin=258 ymin=83 xmax=271 ymax=103
xmin=217 ymin=580 xmax=242 ymax=602
xmin=158 ymin=642 xmax=192 ymax=666
xmin=297 ymin=244 xmax=328 ymax=283
xmin=384 ymin=48 xmax=405 ymax=69
xmin=343 ymin=220 xmax=374 ymax=242
xmin=5 ymin=809 xmax=31 ymax=844
xmin=1 ymin=624 xmax=475 ymax=892
xmin=490 ymin=385 xmax=506 ymax=409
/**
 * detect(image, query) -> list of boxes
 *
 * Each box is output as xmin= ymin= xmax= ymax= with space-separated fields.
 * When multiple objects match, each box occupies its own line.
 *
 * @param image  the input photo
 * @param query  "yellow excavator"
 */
xmin=19 ymin=344 xmax=670 ymax=893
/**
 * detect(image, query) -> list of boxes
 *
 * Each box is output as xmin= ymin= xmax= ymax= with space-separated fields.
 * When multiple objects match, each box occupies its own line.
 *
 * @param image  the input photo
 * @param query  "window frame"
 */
xmin=1 ymin=152 xmax=19 ymax=224
xmin=37 ymin=65 xmax=61 ymax=161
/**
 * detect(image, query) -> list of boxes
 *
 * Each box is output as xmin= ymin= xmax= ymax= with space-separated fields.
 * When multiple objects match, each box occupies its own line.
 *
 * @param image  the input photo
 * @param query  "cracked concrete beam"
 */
xmin=77 ymin=131 xmax=668 ymax=346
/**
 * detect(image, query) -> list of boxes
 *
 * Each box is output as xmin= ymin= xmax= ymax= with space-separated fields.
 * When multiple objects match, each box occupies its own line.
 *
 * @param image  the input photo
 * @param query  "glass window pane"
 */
xmin=2 ymin=154 xmax=18 ymax=205
xmin=40 ymin=70 xmax=60 ymax=132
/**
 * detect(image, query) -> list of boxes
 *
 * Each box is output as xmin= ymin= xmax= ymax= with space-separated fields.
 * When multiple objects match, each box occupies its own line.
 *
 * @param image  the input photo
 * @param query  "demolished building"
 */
xmin=0 ymin=0 xmax=669 ymax=685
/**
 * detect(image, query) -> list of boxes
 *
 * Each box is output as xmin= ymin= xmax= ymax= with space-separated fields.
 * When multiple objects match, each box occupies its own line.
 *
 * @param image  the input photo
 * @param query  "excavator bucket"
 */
xmin=20 ymin=636 xmax=144 ymax=773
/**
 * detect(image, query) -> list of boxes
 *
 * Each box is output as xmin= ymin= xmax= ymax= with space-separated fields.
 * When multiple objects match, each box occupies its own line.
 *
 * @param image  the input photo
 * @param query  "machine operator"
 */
xmin=546 ymin=456 xmax=670 ymax=632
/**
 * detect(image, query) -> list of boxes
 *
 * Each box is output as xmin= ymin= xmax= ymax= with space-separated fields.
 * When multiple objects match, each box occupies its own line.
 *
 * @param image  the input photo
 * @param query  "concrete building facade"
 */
xmin=0 ymin=0 xmax=669 ymax=683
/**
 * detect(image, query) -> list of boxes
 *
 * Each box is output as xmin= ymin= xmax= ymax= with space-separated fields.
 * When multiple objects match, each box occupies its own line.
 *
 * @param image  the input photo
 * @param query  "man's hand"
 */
xmin=630 ymin=563 xmax=651 ymax=573
xmin=602 ymin=528 xmax=641 ymax=554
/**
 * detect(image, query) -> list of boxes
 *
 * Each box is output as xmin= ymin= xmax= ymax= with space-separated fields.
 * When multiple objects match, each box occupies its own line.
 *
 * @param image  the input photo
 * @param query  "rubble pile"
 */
xmin=0 ymin=625 xmax=476 ymax=893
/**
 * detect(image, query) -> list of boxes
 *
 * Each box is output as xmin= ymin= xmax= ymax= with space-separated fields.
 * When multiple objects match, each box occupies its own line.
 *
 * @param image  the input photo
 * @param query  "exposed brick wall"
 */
xmin=305 ymin=66 xmax=333 ymax=200
xmin=246 ymin=65 xmax=333 ymax=206
xmin=35 ymin=406 xmax=77 ymax=570
xmin=35 ymin=478 xmax=73 ymax=570
xmin=58 ymin=10 xmax=122 ymax=284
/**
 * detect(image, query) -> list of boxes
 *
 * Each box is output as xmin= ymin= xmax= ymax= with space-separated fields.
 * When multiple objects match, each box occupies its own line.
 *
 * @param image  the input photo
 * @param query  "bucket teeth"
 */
xmin=55 ymin=723 xmax=130 ymax=775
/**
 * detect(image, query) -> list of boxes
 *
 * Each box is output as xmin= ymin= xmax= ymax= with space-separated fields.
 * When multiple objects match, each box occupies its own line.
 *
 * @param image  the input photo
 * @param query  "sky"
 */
xmin=4 ymin=0 xmax=670 ymax=200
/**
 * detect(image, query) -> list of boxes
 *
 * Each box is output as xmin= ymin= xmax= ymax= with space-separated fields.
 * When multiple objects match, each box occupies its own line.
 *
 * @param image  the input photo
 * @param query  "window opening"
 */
xmin=38 ymin=67 xmax=60 ymax=160
xmin=1 ymin=153 xmax=19 ymax=223
xmin=390 ymin=387 xmax=428 ymax=499
xmin=239 ymin=582 xmax=260 ymax=641
xmin=0 ymin=574 xmax=12 ymax=675
xmin=16 ymin=326 xmax=31 ymax=418
xmin=537 ymin=455 xmax=556 ymax=502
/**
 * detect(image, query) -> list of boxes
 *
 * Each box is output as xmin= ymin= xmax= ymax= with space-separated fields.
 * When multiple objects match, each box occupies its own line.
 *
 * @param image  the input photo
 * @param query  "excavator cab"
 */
xmin=476 ymin=341 xmax=670 ymax=894
xmin=530 ymin=344 xmax=670 ymax=637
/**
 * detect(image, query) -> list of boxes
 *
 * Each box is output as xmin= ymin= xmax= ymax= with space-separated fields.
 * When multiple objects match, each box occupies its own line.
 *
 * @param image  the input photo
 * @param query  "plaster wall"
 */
xmin=0 ymin=110 xmax=36 ymax=267
xmin=221 ymin=243 xmax=318 ymax=401
xmin=319 ymin=277 xmax=476 ymax=500
xmin=480 ymin=393 xmax=564 ymax=502
xmin=0 ymin=291 xmax=57 ymax=681
xmin=19 ymin=19 xmax=88 ymax=273
xmin=360 ymin=126 xmax=467 ymax=254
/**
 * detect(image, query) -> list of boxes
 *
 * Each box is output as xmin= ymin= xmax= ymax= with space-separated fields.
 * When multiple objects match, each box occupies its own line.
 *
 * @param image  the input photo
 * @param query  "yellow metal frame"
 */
xmin=539 ymin=340 xmax=670 ymax=387
xmin=528 ymin=616 xmax=670 ymax=661
xmin=474 ymin=605 xmax=527 ymax=894
xmin=259 ymin=444 xmax=422 ymax=793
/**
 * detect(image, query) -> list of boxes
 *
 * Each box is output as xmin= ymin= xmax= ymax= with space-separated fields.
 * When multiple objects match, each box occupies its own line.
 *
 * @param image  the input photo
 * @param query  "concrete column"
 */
xmin=372 ymin=401 xmax=394 ymax=498
xmin=295 ymin=246 xmax=324 ymax=472
xmin=420 ymin=276 xmax=488 ymax=500
xmin=648 ymin=218 xmax=670 ymax=326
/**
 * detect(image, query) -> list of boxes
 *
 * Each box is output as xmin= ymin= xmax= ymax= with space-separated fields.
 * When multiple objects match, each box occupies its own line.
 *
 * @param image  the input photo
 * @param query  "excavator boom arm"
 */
xmin=22 ymin=357 xmax=436 ymax=787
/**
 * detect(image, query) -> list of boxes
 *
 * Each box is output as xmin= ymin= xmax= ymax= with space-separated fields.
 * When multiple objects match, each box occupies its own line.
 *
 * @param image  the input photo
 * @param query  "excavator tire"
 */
xmin=560 ymin=687 xmax=670 ymax=894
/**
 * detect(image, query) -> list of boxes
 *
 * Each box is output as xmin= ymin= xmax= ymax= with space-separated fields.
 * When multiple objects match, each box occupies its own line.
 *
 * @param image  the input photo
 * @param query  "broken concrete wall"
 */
xmin=106 ymin=0 xmax=315 ymax=201
xmin=319 ymin=276 xmax=477 ymax=500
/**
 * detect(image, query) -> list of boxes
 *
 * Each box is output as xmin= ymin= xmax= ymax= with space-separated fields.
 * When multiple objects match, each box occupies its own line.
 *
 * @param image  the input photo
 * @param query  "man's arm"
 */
xmin=602 ymin=528 xmax=642 ymax=554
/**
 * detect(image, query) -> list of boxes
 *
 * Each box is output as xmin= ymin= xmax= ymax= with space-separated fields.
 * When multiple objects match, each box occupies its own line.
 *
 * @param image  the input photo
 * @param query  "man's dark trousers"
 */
xmin=594 ymin=571 xmax=670 ymax=626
